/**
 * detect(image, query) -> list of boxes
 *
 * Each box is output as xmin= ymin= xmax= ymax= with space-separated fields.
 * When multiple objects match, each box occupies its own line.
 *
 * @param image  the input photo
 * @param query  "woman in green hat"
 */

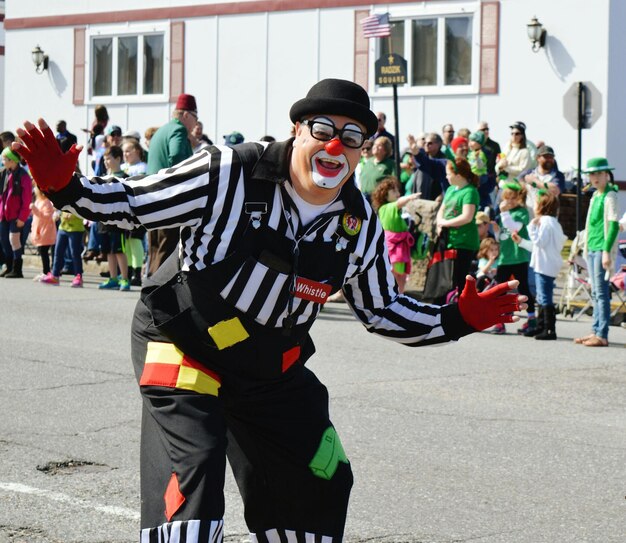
xmin=575 ymin=157 xmax=620 ymax=347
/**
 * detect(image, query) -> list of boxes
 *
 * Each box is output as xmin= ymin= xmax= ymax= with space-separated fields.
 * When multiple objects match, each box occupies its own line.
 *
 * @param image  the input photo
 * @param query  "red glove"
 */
xmin=458 ymin=276 xmax=521 ymax=331
xmin=14 ymin=119 xmax=81 ymax=193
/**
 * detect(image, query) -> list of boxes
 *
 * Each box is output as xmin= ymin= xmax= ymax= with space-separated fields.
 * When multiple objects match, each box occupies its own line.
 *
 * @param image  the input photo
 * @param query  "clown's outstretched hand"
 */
xmin=12 ymin=119 xmax=81 ymax=193
xmin=458 ymin=276 xmax=527 ymax=331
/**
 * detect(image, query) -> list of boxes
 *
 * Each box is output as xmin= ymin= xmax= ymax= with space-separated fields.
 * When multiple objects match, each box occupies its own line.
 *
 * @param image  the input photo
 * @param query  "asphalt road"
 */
xmin=1 ymin=269 xmax=625 ymax=543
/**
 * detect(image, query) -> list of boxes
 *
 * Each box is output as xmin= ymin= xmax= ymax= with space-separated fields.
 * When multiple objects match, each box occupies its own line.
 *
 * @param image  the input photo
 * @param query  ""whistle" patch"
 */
xmin=293 ymin=277 xmax=332 ymax=304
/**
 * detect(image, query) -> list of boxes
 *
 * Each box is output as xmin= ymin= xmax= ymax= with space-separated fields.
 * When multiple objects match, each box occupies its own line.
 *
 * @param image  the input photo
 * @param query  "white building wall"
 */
xmin=7 ymin=0 xmax=260 ymax=18
xmin=183 ymin=7 xmax=357 ymax=144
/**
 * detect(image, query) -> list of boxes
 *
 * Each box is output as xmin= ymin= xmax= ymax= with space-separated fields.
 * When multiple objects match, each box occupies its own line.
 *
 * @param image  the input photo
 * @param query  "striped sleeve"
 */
xmin=343 ymin=212 xmax=474 ymax=346
xmin=50 ymin=147 xmax=232 ymax=233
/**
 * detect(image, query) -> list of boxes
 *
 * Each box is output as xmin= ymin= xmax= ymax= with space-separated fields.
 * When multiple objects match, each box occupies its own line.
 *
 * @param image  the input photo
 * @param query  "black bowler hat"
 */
xmin=289 ymin=79 xmax=378 ymax=137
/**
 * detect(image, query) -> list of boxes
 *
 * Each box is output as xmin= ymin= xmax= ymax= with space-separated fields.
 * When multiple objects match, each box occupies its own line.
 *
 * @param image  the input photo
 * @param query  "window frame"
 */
xmin=368 ymin=2 xmax=480 ymax=97
xmin=85 ymin=22 xmax=170 ymax=104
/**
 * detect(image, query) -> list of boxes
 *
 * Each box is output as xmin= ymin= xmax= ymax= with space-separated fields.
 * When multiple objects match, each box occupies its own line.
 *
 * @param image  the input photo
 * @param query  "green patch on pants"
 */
xmin=309 ymin=426 xmax=349 ymax=480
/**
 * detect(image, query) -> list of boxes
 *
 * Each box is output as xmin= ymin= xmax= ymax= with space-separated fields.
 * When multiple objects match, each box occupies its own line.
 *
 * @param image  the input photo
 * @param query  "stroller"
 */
xmin=557 ymin=231 xmax=593 ymax=319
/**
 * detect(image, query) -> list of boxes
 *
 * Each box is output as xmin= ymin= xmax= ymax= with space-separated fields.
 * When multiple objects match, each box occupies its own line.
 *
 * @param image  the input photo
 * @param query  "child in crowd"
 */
xmin=491 ymin=182 xmax=535 ymax=335
xmin=475 ymin=237 xmax=499 ymax=290
xmin=30 ymin=185 xmax=57 ymax=281
xmin=371 ymin=176 xmax=420 ymax=293
xmin=121 ymin=139 xmax=147 ymax=176
xmin=98 ymin=146 xmax=131 ymax=291
xmin=575 ymin=157 xmax=621 ymax=347
xmin=468 ymin=131 xmax=492 ymax=210
xmin=40 ymin=209 xmax=85 ymax=287
xmin=512 ymin=191 xmax=566 ymax=340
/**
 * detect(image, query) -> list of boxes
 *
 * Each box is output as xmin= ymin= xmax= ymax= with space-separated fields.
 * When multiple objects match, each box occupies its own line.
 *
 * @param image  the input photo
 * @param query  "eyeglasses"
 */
xmin=186 ymin=111 xmax=198 ymax=120
xmin=480 ymin=127 xmax=489 ymax=131
xmin=444 ymin=130 xmax=455 ymax=134
xmin=511 ymin=132 xmax=522 ymax=136
xmin=301 ymin=118 xmax=366 ymax=149
xmin=425 ymin=141 xmax=436 ymax=146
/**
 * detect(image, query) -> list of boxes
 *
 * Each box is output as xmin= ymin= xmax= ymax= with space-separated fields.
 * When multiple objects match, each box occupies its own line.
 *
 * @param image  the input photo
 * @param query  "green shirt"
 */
xmin=442 ymin=184 xmax=480 ymax=250
xmin=468 ymin=149 xmax=487 ymax=176
xmin=59 ymin=211 xmax=85 ymax=232
xmin=359 ymin=157 xmax=395 ymax=195
xmin=378 ymin=202 xmax=408 ymax=232
xmin=146 ymin=118 xmax=193 ymax=175
xmin=586 ymin=189 xmax=620 ymax=252
xmin=399 ymin=152 xmax=414 ymax=185
xmin=497 ymin=206 xmax=530 ymax=265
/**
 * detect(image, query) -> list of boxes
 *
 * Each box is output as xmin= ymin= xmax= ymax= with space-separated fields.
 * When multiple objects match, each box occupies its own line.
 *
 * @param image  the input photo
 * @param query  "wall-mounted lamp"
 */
xmin=527 ymin=16 xmax=546 ymax=52
xmin=32 ymin=45 xmax=49 ymax=73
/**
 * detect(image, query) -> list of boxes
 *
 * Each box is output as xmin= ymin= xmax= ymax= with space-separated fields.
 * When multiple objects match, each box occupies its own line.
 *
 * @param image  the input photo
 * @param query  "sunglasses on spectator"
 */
xmin=511 ymin=131 xmax=522 ymax=136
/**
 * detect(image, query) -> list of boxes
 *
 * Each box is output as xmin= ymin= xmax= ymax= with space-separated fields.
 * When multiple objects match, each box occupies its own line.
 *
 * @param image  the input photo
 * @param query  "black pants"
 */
xmin=131 ymin=301 xmax=353 ymax=543
xmin=496 ymin=262 xmax=535 ymax=314
xmin=38 ymin=245 xmax=54 ymax=275
xmin=453 ymin=248 xmax=476 ymax=294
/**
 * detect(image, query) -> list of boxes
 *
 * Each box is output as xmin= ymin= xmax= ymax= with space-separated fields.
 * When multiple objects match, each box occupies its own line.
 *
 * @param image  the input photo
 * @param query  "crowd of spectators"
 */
xmin=0 ymin=101 xmax=624 ymax=344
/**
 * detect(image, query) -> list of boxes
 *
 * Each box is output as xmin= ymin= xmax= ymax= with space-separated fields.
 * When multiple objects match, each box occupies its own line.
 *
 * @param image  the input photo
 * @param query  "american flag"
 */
xmin=360 ymin=12 xmax=391 ymax=39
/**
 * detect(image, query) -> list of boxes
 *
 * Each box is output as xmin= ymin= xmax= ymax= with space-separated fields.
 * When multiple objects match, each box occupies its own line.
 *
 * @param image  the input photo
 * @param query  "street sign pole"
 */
xmin=576 ymin=82 xmax=584 ymax=233
xmin=392 ymin=83 xmax=401 ymax=179
xmin=564 ymin=80 xmax=601 ymax=233
xmin=375 ymin=53 xmax=407 ymax=179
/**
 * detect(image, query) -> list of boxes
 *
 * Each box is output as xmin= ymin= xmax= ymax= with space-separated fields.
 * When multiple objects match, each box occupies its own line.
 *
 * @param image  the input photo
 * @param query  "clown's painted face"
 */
xmin=291 ymin=115 xmax=365 ymax=194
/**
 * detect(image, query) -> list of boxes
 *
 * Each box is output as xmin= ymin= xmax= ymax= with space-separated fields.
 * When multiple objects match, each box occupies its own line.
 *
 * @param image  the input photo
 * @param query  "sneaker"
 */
xmin=491 ymin=323 xmax=506 ymax=335
xmin=40 ymin=272 xmax=60 ymax=285
xmin=119 ymin=278 xmax=131 ymax=291
xmin=33 ymin=273 xmax=45 ymax=282
xmin=517 ymin=318 xmax=537 ymax=335
xmin=99 ymin=278 xmax=119 ymax=290
xmin=71 ymin=274 xmax=83 ymax=288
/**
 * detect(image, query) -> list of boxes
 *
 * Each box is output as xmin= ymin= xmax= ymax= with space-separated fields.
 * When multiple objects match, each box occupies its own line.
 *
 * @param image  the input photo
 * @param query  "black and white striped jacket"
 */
xmin=52 ymin=140 xmax=472 ymax=346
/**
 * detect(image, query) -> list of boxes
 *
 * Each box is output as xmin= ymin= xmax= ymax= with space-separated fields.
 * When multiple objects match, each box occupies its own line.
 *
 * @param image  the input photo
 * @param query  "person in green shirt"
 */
xmin=358 ymin=136 xmax=395 ymax=200
xmin=436 ymin=158 xmax=480 ymax=295
xmin=492 ymin=182 xmax=536 ymax=335
xmin=575 ymin=157 xmax=620 ymax=347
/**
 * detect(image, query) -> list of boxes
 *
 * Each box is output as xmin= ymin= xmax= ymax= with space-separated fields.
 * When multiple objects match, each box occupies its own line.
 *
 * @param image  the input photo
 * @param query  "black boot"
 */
xmin=536 ymin=305 xmax=557 ymax=340
xmin=5 ymin=259 xmax=23 ymax=278
xmin=130 ymin=267 xmax=142 ymax=287
xmin=0 ymin=260 xmax=13 ymax=277
xmin=524 ymin=305 xmax=544 ymax=337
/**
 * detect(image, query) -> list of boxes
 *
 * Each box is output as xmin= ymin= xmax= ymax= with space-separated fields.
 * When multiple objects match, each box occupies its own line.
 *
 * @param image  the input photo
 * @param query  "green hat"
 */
xmin=469 ymin=131 xmax=485 ymax=146
xmin=504 ymin=181 xmax=522 ymax=192
xmin=1 ymin=147 xmax=20 ymax=164
xmin=583 ymin=157 xmax=614 ymax=173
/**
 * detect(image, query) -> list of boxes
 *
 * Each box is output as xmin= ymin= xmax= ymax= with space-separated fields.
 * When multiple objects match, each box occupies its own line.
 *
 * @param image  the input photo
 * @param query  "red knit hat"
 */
xmin=175 ymin=93 xmax=197 ymax=112
xmin=450 ymin=136 xmax=468 ymax=153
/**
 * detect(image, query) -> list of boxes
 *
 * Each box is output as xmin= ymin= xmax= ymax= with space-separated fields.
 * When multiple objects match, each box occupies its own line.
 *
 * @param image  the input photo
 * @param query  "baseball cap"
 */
xmin=122 ymin=130 xmax=141 ymax=140
xmin=106 ymin=125 xmax=122 ymax=136
xmin=536 ymin=145 xmax=555 ymax=157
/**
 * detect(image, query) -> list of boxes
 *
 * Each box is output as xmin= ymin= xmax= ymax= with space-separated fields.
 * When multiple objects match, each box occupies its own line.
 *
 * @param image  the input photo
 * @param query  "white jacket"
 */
xmin=526 ymin=216 xmax=567 ymax=278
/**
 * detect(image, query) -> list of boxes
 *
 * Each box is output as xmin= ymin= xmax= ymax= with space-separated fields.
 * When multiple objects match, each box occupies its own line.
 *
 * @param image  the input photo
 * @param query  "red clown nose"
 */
xmin=325 ymin=138 xmax=344 ymax=156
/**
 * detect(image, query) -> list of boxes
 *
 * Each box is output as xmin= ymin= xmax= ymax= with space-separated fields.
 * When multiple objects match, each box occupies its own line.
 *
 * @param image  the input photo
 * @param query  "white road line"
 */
xmin=0 ymin=482 xmax=140 ymax=520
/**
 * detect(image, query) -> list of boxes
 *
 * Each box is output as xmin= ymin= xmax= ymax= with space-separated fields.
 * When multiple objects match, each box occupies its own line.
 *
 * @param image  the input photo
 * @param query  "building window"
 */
xmin=90 ymin=32 xmax=165 ymax=99
xmin=376 ymin=13 xmax=474 ymax=91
